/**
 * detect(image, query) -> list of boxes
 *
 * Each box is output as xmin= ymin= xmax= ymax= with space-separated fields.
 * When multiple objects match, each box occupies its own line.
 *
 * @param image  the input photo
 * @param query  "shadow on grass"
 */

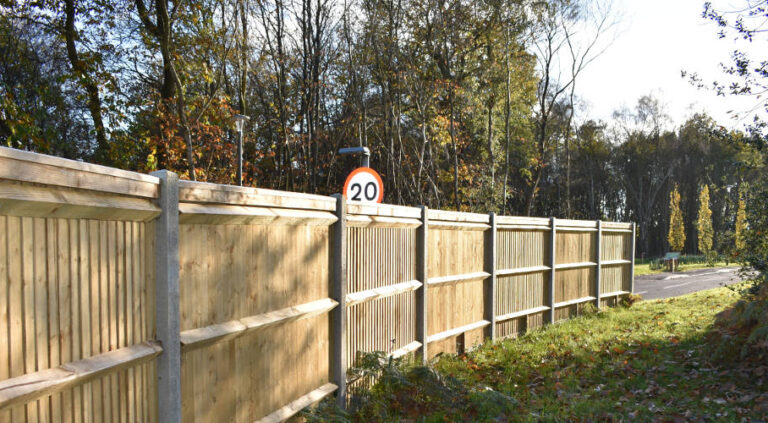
xmin=306 ymin=285 xmax=768 ymax=422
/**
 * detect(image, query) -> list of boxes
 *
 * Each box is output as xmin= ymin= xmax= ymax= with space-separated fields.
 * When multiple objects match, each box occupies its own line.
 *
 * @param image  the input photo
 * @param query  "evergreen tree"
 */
xmin=697 ymin=184 xmax=714 ymax=254
xmin=668 ymin=184 xmax=685 ymax=251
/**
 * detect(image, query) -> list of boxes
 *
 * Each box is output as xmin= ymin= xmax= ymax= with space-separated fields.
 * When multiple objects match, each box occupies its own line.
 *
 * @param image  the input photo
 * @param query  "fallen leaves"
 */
xmin=308 ymin=284 xmax=768 ymax=422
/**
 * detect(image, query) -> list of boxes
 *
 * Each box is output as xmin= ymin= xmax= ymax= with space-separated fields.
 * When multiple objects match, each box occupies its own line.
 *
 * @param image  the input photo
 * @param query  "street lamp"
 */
xmin=233 ymin=114 xmax=250 ymax=186
xmin=338 ymin=146 xmax=371 ymax=168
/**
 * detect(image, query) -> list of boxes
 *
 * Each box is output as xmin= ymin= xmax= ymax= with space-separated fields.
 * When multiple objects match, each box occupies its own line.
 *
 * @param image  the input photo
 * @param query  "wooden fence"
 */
xmin=0 ymin=147 xmax=635 ymax=422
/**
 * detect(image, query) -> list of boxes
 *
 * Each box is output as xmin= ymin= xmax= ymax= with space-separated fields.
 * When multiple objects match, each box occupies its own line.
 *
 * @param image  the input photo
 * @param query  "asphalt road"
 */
xmin=634 ymin=267 xmax=746 ymax=300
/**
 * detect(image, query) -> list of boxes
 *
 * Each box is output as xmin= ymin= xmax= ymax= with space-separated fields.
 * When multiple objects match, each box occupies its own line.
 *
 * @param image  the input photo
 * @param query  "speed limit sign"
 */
xmin=343 ymin=167 xmax=384 ymax=203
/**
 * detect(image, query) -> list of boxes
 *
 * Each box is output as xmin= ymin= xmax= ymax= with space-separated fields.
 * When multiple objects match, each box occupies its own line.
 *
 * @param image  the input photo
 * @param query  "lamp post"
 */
xmin=338 ymin=146 xmax=371 ymax=168
xmin=233 ymin=114 xmax=250 ymax=186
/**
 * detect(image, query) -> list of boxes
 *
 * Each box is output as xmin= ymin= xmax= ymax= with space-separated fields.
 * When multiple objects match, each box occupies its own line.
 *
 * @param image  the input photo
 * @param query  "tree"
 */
xmin=735 ymin=185 xmax=748 ymax=251
xmin=697 ymin=184 xmax=714 ymax=254
xmin=668 ymin=184 xmax=686 ymax=252
xmin=614 ymin=95 xmax=677 ymax=256
xmin=688 ymin=1 xmax=768 ymax=138
xmin=525 ymin=0 xmax=616 ymax=216
xmin=63 ymin=0 xmax=110 ymax=164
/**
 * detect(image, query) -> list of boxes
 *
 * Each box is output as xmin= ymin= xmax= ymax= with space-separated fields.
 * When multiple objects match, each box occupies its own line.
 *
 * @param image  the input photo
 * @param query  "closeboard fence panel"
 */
xmin=554 ymin=221 xmax=598 ymax=322
xmin=0 ymin=147 xmax=160 ymax=423
xmin=600 ymin=222 xmax=634 ymax=307
xmin=494 ymin=217 xmax=551 ymax=339
xmin=344 ymin=204 xmax=421 ymax=394
xmin=426 ymin=210 xmax=489 ymax=358
xmin=177 ymin=181 xmax=336 ymax=422
xmin=0 ymin=147 xmax=637 ymax=422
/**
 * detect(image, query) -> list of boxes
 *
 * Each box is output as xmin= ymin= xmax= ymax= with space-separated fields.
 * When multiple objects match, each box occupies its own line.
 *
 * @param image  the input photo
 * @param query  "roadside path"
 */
xmin=634 ymin=267 xmax=746 ymax=300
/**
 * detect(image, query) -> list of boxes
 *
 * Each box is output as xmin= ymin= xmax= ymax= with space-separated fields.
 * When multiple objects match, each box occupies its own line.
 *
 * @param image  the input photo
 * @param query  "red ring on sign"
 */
xmin=343 ymin=167 xmax=384 ymax=203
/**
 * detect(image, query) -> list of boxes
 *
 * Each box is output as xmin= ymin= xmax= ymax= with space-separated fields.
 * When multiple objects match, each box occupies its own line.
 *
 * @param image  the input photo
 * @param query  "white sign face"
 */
xmin=343 ymin=167 xmax=384 ymax=203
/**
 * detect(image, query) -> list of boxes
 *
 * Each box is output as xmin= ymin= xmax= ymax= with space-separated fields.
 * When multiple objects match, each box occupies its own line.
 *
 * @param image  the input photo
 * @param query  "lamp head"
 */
xmin=233 ymin=114 xmax=250 ymax=133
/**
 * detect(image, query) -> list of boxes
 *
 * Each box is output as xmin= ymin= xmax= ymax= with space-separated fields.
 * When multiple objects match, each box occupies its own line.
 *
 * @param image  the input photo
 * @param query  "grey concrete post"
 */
xmin=151 ymin=170 xmax=181 ymax=423
xmin=331 ymin=194 xmax=347 ymax=407
xmin=595 ymin=220 xmax=602 ymax=309
xmin=416 ymin=206 xmax=429 ymax=363
xmin=547 ymin=217 xmax=556 ymax=324
xmin=485 ymin=213 xmax=497 ymax=340
xmin=630 ymin=222 xmax=637 ymax=294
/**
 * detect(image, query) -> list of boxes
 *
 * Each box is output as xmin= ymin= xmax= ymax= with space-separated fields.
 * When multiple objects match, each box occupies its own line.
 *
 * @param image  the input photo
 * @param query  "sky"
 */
xmin=575 ymin=0 xmax=761 ymax=130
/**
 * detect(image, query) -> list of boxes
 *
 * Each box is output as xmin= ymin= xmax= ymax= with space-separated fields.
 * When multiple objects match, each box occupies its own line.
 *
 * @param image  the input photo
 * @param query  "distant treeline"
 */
xmin=0 ymin=0 xmax=765 ymax=257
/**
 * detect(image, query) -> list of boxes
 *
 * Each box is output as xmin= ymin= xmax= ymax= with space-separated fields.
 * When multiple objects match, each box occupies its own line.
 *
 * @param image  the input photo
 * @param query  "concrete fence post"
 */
xmin=151 ymin=170 xmax=181 ymax=423
xmin=485 ymin=212 xmax=497 ymax=341
xmin=595 ymin=220 xmax=602 ymax=309
xmin=630 ymin=222 xmax=637 ymax=294
xmin=547 ymin=217 xmax=556 ymax=324
xmin=416 ymin=205 xmax=429 ymax=363
xmin=331 ymin=194 xmax=347 ymax=407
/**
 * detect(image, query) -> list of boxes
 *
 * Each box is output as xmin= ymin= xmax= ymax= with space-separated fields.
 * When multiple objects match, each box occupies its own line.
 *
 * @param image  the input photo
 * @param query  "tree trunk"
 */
xmin=64 ymin=0 xmax=109 ymax=164
xmin=449 ymin=87 xmax=460 ymax=211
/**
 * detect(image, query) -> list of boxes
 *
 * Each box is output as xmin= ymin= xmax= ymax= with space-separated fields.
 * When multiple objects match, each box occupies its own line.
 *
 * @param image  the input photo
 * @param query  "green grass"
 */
xmin=634 ymin=261 xmax=731 ymax=276
xmin=307 ymin=284 xmax=768 ymax=421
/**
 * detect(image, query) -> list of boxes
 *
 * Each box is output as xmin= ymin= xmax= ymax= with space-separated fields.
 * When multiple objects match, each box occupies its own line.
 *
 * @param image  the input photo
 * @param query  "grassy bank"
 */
xmin=306 ymin=284 xmax=768 ymax=421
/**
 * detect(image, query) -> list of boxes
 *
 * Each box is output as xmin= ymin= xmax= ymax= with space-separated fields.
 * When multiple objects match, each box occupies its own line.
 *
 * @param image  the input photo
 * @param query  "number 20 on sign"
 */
xmin=343 ymin=167 xmax=384 ymax=203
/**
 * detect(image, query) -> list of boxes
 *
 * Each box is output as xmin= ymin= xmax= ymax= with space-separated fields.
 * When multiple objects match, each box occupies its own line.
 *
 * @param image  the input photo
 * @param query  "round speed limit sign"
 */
xmin=343 ymin=167 xmax=384 ymax=203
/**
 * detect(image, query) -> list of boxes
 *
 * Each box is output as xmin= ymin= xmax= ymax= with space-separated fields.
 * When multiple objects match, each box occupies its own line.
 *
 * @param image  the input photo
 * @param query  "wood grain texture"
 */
xmin=427 ymin=227 xmax=486 ymax=358
xmin=0 ymin=181 xmax=160 ymax=222
xmin=178 ymin=180 xmax=335 ymax=211
xmin=0 ymin=149 xmax=158 ymax=198
xmin=0 ymin=342 xmax=161 ymax=410
xmin=0 ymin=216 xmax=156 ymax=422
xmin=346 ymin=226 xmax=417 ymax=370
xmin=178 ymin=203 xmax=337 ymax=226
xmin=0 ymin=149 xmax=639 ymax=422
xmin=178 ymin=222 xmax=332 ymax=422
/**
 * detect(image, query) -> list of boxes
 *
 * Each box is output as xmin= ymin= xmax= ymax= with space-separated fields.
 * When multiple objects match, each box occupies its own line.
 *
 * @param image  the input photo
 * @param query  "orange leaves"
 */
xmin=143 ymin=96 xmax=238 ymax=184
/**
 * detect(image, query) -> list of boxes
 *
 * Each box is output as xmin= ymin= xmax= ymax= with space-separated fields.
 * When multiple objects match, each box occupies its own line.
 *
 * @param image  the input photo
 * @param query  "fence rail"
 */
xmin=0 ymin=146 xmax=635 ymax=422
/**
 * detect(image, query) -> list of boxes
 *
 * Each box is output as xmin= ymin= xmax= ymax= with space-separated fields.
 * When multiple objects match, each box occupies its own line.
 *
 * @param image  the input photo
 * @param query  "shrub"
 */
xmin=738 ymin=188 xmax=768 ymax=284
xmin=303 ymin=351 xmax=517 ymax=422
xmin=620 ymin=293 xmax=642 ymax=308
xmin=705 ymin=250 xmax=719 ymax=267
xmin=709 ymin=186 xmax=768 ymax=362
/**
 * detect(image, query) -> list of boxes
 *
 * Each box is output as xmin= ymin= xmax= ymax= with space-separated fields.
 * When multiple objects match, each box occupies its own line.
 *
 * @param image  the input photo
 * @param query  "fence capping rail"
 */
xmin=495 ymin=216 xmax=550 ymax=226
xmin=427 ymin=209 xmax=490 ymax=223
xmin=178 ymin=202 xmax=337 ymax=226
xmin=602 ymin=221 xmax=633 ymax=230
xmin=0 ymin=180 xmax=161 ymax=221
xmin=346 ymin=214 xmax=421 ymax=228
xmin=346 ymin=202 xmax=422 ymax=218
xmin=178 ymin=179 xmax=336 ymax=212
xmin=0 ymin=146 xmax=159 ymax=198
